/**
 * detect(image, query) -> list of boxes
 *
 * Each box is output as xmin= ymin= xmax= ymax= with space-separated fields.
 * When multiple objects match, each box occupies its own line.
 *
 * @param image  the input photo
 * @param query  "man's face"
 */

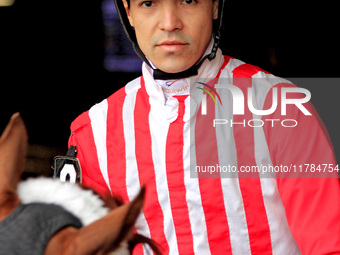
xmin=124 ymin=0 xmax=219 ymax=73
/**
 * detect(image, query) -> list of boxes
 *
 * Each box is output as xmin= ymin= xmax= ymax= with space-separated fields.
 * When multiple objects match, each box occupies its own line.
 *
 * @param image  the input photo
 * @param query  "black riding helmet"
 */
xmin=114 ymin=0 xmax=225 ymax=79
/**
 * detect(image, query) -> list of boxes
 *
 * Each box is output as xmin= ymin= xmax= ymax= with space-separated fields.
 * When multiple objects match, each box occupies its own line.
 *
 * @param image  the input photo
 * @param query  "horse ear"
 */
xmin=51 ymin=185 xmax=147 ymax=255
xmin=0 ymin=113 xmax=28 ymax=190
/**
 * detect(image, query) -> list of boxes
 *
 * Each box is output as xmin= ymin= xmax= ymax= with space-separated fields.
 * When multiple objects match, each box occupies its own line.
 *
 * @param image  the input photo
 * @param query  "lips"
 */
xmin=156 ymin=40 xmax=188 ymax=53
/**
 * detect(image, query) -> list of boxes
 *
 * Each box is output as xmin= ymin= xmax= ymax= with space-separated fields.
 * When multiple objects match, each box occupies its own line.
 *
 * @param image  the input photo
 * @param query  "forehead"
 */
xmin=129 ymin=0 xmax=214 ymax=4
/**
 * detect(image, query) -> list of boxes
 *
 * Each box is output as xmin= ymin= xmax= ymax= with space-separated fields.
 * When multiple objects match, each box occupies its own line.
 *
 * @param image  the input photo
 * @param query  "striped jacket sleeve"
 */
xmin=262 ymin=82 xmax=340 ymax=254
xmin=69 ymin=110 xmax=111 ymax=198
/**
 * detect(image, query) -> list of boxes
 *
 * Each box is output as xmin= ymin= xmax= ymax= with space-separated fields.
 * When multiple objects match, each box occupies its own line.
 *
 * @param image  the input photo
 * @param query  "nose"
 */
xmin=158 ymin=6 xmax=183 ymax=32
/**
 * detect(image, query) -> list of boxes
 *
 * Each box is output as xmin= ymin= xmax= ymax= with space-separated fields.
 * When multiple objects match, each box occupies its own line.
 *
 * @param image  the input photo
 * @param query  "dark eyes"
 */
xmin=182 ymin=0 xmax=196 ymax=4
xmin=140 ymin=0 xmax=196 ymax=7
xmin=141 ymin=1 xmax=154 ymax=7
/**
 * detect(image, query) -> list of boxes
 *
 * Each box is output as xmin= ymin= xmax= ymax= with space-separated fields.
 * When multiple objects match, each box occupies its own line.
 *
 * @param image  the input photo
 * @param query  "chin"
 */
xmin=155 ymin=58 xmax=196 ymax=74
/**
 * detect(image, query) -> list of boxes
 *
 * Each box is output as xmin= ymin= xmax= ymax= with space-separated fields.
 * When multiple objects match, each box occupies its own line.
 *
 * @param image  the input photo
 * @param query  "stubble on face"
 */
xmin=149 ymin=32 xmax=196 ymax=69
xmin=125 ymin=0 xmax=217 ymax=73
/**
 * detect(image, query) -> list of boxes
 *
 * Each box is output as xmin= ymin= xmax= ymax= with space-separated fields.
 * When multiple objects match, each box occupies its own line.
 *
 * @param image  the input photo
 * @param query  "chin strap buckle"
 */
xmin=209 ymin=31 xmax=221 ymax=61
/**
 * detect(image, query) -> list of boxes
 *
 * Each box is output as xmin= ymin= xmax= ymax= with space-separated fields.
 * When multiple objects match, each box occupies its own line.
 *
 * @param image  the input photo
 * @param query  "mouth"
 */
xmin=156 ymin=40 xmax=188 ymax=53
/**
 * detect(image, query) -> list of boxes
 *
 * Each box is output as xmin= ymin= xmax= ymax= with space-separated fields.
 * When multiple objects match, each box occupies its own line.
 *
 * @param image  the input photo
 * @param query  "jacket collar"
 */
xmin=142 ymin=47 xmax=224 ymax=122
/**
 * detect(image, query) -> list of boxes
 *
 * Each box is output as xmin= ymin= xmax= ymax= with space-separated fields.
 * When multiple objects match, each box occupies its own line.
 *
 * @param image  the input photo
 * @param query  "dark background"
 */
xmin=0 ymin=0 xmax=339 ymax=172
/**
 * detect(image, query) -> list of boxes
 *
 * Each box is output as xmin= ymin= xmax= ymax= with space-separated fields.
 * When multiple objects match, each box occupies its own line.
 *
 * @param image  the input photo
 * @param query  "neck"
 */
xmin=142 ymin=43 xmax=224 ymax=106
xmin=0 ymin=189 xmax=20 ymax=221
xmin=146 ymin=38 xmax=215 ymax=100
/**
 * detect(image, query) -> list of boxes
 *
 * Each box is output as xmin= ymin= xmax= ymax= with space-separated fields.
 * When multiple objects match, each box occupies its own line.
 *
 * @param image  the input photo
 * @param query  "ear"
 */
xmin=0 ymin=113 xmax=28 ymax=221
xmin=123 ymin=0 xmax=134 ymax=27
xmin=50 ymin=185 xmax=147 ymax=255
xmin=0 ymin=113 xmax=28 ymax=191
xmin=213 ymin=0 xmax=219 ymax=20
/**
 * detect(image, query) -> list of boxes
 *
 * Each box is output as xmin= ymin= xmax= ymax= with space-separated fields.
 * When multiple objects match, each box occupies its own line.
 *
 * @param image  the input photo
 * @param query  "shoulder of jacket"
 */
xmin=70 ymin=110 xmax=91 ymax=134
xmin=219 ymin=55 xmax=270 ymax=78
xmin=70 ymin=76 xmax=142 ymax=133
xmin=217 ymin=55 xmax=251 ymax=77
xmin=106 ymin=76 xmax=142 ymax=103
xmin=221 ymin=55 xmax=293 ymax=84
xmin=230 ymin=60 xmax=269 ymax=78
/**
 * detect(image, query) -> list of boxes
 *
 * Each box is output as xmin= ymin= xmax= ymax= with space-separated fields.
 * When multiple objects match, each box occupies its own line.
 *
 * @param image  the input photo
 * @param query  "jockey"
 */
xmin=69 ymin=0 xmax=340 ymax=254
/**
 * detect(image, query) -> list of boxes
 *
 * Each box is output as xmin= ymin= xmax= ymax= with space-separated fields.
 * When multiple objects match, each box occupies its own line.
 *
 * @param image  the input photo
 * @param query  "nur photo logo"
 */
xmin=196 ymin=79 xmax=312 ymax=128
